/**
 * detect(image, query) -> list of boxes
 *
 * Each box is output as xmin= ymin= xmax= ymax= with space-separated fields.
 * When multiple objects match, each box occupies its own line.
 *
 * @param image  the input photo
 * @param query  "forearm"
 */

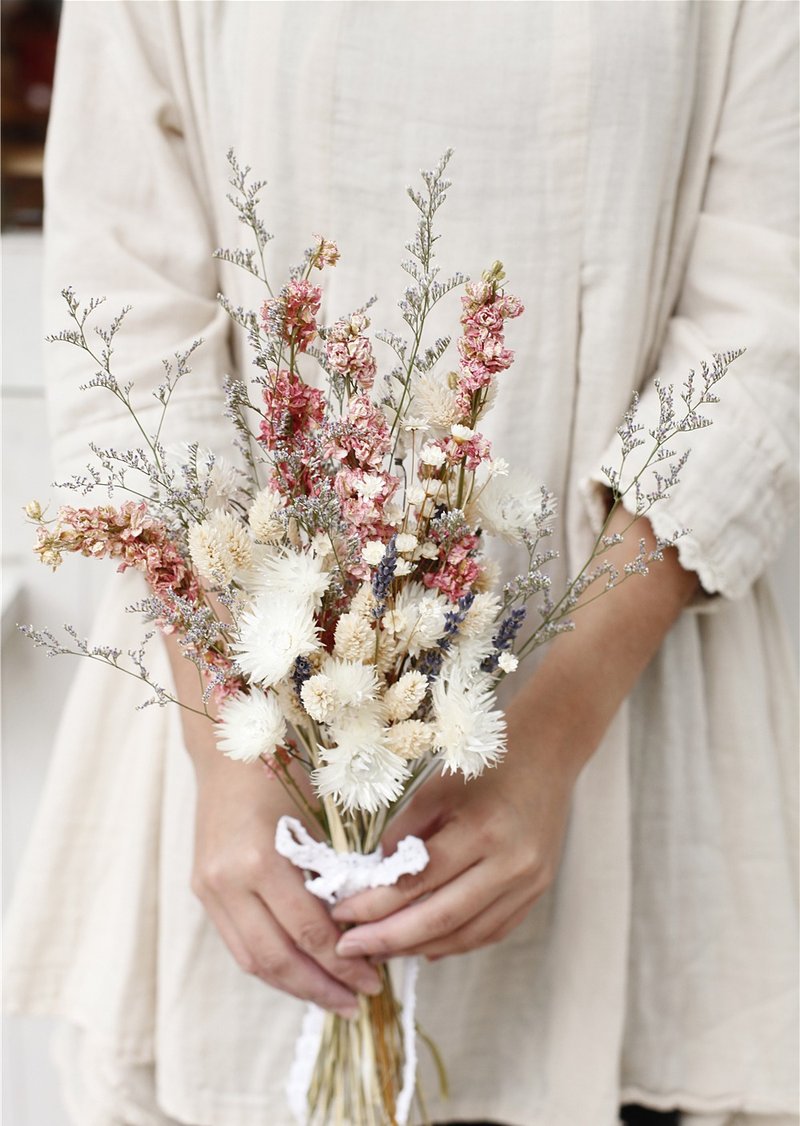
xmin=507 ymin=506 xmax=700 ymax=780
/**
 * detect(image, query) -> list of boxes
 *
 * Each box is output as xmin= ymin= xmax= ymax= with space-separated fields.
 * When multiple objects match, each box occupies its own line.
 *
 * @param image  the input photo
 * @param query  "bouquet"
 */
xmin=24 ymin=151 xmax=737 ymax=1125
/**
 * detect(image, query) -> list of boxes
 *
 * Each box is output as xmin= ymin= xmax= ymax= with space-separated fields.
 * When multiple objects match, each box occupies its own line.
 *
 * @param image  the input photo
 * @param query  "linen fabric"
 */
xmin=5 ymin=3 xmax=798 ymax=1125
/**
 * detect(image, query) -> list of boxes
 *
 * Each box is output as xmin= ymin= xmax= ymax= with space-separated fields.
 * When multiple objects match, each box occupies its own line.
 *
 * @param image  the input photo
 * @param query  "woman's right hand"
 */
xmin=190 ymin=750 xmax=383 ymax=1017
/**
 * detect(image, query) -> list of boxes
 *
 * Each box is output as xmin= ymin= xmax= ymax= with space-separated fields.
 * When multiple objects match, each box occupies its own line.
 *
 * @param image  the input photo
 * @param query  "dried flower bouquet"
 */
xmin=24 ymin=151 xmax=737 ymax=1125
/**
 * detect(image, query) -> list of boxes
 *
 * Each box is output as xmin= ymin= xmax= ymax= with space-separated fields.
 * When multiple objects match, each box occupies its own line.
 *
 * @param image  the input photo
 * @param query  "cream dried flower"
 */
xmin=385 ymin=719 xmax=434 ymax=761
xmin=301 ymin=673 xmax=338 ymax=724
xmin=410 ymin=370 xmax=460 ymax=430
xmin=460 ymin=591 xmax=502 ymax=640
xmin=334 ymin=613 xmax=374 ymax=662
xmin=248 ymin=487 xmax=286 ymax=544
xmin=383 ymin=670 xmax=428 ymax=722
xmin=188 ymin=510 xmax=253 ymax=584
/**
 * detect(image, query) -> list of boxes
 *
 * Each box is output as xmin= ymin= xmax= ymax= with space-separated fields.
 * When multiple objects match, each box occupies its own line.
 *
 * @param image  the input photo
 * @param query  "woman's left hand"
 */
xmin=331 ymin=697 xmax=578 ymax=961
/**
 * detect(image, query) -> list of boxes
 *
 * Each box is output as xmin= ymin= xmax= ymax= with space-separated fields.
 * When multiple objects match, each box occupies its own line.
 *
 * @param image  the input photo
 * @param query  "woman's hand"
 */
xmin=332 ymin=508 xmax=700 ymax=961
xmin=190 ymin=751 xmax=383 ymax=1017
xmin=330 ymin=693 xmax=577 ymax=961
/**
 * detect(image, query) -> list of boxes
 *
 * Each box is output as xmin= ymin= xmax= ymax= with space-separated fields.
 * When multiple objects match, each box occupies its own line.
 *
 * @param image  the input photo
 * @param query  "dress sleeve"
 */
xmin=42 ymin=0 xmax=233 ymax=486
xmin=587 ymin=0 xmax=798 ymax=601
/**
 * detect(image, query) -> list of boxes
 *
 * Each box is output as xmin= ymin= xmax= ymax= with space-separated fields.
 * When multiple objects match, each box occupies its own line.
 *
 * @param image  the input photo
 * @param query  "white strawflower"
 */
xmin=314 ymin=710 xmax=409 ymax=812
xmin=401 ymin=416 xmax=430 ymax=433
xmin=410 ymin=371 xmax=460 ymax=430
xmin=394 ymin=558 xmax=414 ymax=577
xmin=323 ymin=657 xmax=379 ymax=710
xmin=233 ymin=594 xmax=319 ymax=687
xmin=354 ymin=474 xmax=385 ymax=501
xmin=383 ymin=670 xmax=428 ymax=722
xmin=385 ymin=582 xmax=448 ymax=655
xmin=215 ymin=690 xmax=287 ymax=764
xmin=188 ymin=510 xmax=253 ymax=584
xmin=248 ymin=487 xmax=286 ymax=543
xmin=420 ymin=444 xmax=446 ymax=468
xmin=395 ymin=533 xmax=418 ymax=554
xmin=419 ymin=540 xmax=439 ymax=560
xmin=473 ymin=469 xmax=552 ymax=543
xmin=498 ymin=652 xmax=519 ymax=673
xmin=431 ymin=671 xmax=507 ymax=779
xmin=301 ymin=673 xmax=338 ymax=724
xmin=385 ymin=719 xmax=434 ymax=761
xmin=334 ymin=613 xmax=374 ymax=662
xmin=252 ymin=548 xmax=330 ymax=610
xmin=450 ymin=424 xmax=475 ymax=442
xmin=406 ymin=484 xmax=426 ymax=507
xmin=362 ymin=540 xmax=386 ymax=566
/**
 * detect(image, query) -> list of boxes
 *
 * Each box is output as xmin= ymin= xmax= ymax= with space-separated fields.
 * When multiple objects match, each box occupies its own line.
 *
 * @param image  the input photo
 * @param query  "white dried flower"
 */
xmin=473 ymin=557 xmax=501 ymax=593
xmin=334 ymin=613 xmax=374 ymax=662
xmin=323 ymin=657 xmax=379 ymax=709
xmin=401 ymin=416 xmax=430 ymax=433
xmin=215 ymin=690 xmax=287 ymax=764
xmin=252 ymin=549 xmax=330 ymax=610
xmin=460 ymin=591 xmax=502 ymax=640
xmin=432 ymin=671 xmax=507 ymax=779
xmin=188 ymin=510 xmax=253 ymax=584
xmin=394 ymin=558 xmax=414 ymax=577
xmin=419 ymin=540 xmax=439 ymax=560
xmin=25 ymin=500 xmax=43 ymax=520
xmin=473 ymin=469 xmax=552 ymax=543
xmin=395 ymin=533 xmax=418 ymax=554
xmin=248 ymin=487 xmax=286 ymax=543
xmin=385 ymin=719 xmax=434 ymax=761
xmin=450 ymin=424 xmax=475 ymax=442
xmin=410 ymin=371 xmax=460 ymax=430
xmin=362 ymin=540 xmax=387 ymax=566
xmin=498 ymin=652 xmax=519 ymax=673
xmin=420 ymin=444 xmax=446 ymax=468
xmin=350 ymin=582 xmax=377 ymax=618
xmin=384 ymin=582 xmax=448 ymax=655
xmin=406 ymin=484 xmax=426 ymax=507
xmin=383 ymin=670 xmax=428 ymax=722
xmin=301 ymin=673 xmax=339 ymax=724
xmin=233 ymin=594 xmax=319 ymax=687
xmin=354 ymin=473 xmax=385 ymax=501
xmin=313 ymin=709 xmax=409 ymax=813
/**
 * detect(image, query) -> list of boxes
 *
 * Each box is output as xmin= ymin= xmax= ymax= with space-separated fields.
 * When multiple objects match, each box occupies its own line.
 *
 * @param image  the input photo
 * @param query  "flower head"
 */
xmin=215 ymin=689 xmax=287 ymax=764
xmin=233 ymin=593 xmax=319 ymax=687
xmin=431 ymin=670 xmax=506 ymax=779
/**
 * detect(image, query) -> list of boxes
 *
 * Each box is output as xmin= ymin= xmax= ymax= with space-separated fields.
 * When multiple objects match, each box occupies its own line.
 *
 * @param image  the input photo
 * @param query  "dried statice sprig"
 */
xmin=17 ymin=622 xmax=207 ymax=714
xmin=515 ymin=350 xmax=740 ymax=661
xmin=212 ymin=149 xmax=273 ymax=290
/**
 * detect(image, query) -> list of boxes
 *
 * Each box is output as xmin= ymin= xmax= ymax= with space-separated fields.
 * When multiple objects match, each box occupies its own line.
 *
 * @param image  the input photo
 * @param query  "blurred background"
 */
xmin=1 ymin=4 xmax=798 ymax=1125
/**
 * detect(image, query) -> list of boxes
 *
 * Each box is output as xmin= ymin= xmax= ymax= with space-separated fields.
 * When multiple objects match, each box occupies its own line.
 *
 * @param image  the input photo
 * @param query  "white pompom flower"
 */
xmin=431 ymin=671 xmax=507 ymax=779
xmin=233 ymin=593 xmax=319 ymax=687
xmin=215 ymin=689 xmax=287 ymax=764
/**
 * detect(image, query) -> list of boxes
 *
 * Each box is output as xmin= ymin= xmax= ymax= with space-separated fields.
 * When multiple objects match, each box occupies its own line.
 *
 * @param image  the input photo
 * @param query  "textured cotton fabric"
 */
xmin=5 ymin=3 xmax=798 ymax=1125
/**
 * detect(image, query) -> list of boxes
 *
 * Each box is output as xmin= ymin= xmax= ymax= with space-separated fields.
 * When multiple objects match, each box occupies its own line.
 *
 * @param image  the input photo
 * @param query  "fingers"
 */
xmin=331 ymin=819 xmax=479 ymax=926
xmin=335 ymin=861 xmax=499 ymax=960
xmin=259 ymin=872 xmax=383 ymax=997
xmin=228 ymin=892 xmax=363 ymax=1016
xmin=413 ymin=897 xmax=533 ymax=961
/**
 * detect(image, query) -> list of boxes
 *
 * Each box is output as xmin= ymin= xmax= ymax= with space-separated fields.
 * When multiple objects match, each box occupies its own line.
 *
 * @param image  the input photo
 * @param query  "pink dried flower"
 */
xmin=309 ymin=236 xmax=340 ymax=270
xmin=325 ymin=314 xmax=377 ymax=391
xmin=422 ymin=530 xmax=481 ymax=603
xmin=260 ymin=280 xmax=322 ymax=353
xmin=326 ymin=395 xmax=390 ymax=470
xmin=259 ymin=370 xmax=326 ymax=451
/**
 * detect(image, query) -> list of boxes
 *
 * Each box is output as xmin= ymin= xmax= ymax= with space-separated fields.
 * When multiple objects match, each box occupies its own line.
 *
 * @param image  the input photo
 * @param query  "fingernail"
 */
xmin=360 ymin=977 xmax=383 ymax=996
xmin=336 ymin=938 xmax=365 ymax=957
xmin=335 ymin=1004 xmax=360 ymax=1021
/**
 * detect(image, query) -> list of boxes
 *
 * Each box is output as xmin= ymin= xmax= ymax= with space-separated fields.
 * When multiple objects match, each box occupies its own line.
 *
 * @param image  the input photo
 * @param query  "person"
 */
xmin=4 ymin=3 xmax=798 ymax=1125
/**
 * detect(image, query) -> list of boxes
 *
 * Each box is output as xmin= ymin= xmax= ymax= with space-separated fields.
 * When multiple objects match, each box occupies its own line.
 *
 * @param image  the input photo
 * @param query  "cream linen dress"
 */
xmin=5 ymin=3 xmax=798 ymax=1125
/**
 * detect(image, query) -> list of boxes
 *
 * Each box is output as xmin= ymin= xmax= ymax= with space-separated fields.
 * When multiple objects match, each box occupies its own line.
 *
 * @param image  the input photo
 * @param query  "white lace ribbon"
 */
xmin=275 ymin=815 xmax=430 ymax=1125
